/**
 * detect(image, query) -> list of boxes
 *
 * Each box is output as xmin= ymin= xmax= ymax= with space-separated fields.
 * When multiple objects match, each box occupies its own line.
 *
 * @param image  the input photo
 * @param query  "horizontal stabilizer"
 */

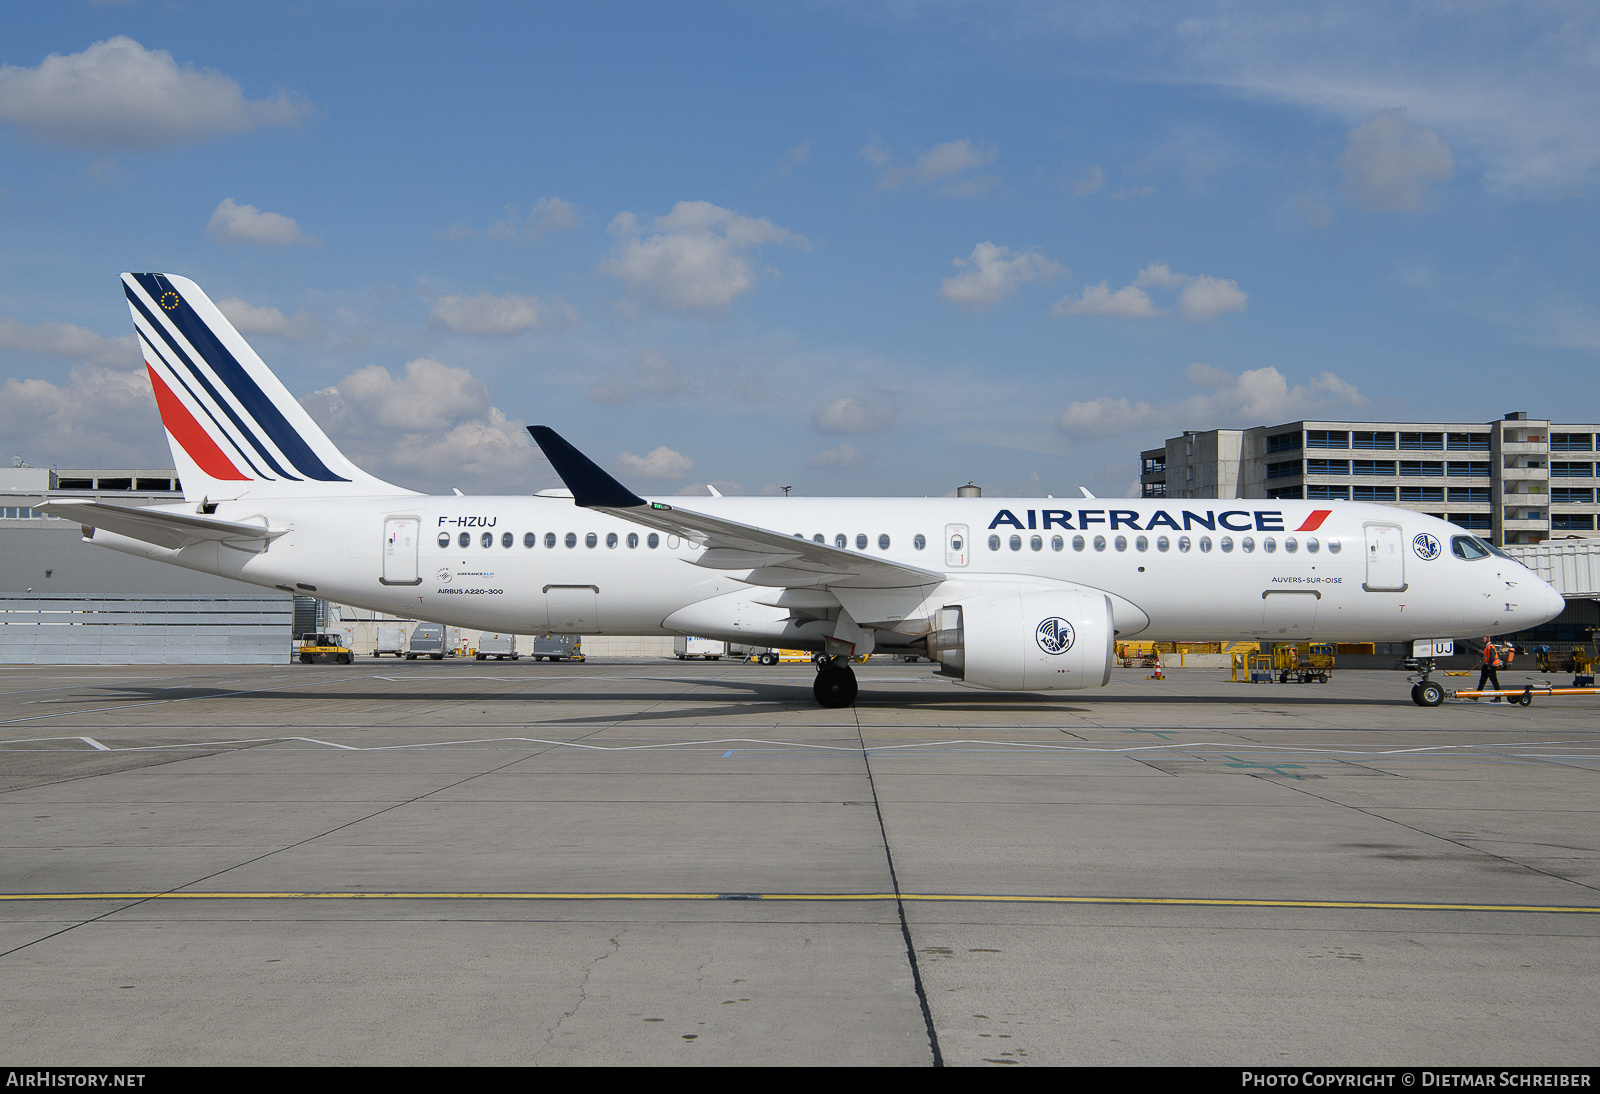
xmin=39 ymin=500 xmax=288 ymax=551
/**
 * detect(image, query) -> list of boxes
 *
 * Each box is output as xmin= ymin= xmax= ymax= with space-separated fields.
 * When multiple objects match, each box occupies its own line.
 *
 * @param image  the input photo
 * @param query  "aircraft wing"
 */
xmin=39 ymin=500 xmax=289 ymax=552
xmin=529 ymin=426 xmax=942 ymax=591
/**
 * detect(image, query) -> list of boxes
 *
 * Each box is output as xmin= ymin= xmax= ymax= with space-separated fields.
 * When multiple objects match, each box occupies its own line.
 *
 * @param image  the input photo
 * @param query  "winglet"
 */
xmin=528 ymin=426 xmax=647 ymax=508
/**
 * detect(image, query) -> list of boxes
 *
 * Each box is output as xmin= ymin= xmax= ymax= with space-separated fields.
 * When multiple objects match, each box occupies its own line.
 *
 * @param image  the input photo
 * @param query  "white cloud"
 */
xmin=1056 ymin=397 xmax=1156 ymax=436
xmin=602 ymin=200 xmax=808 ymax=314
xmin=616 ymin=446 xmax=693 ymax=480
xmin=206 ymin=198 xmax=316 ymax=246
xmin=585 ymin=352 xmax=685 ymax=405
xmin=1338 ymin=108 xmax=1455 ymax=211
xmin=1056 ymin=365 xmax=1368 ymax=440
xmin=299 ymin=358 xmax=544 ymax=491
xmin=775 ymin=140 xmax=811 ymax=176
xmin=428 ymin=291 xmax=575 ymax=335
xmin=862 ymin=139 xmax=1000 ymax=196
xmin=1071 ymin=165 xmax=1105 ymax=196
xmin=216 ymin=298 xmax=322 ymax=342
xmin=486 ymin=196 xmax=580 ymax=241
xmin=1176 ymin=275 xmax=1248 ymax=320
xmin=808 ymin=443 xmax=866 ymax=469
xmin=0 ymin=364 xmax=163 ymax=465
xmin=1054 ymin=262 xmax=1246 ymax=321
xmin=939 ymin=242 xmax=1062 ymax=312
xmin=0 ymin=36 xmax=310 ymax=149
xmin=0 ymin=318 xmax=136 ymax=365
xmin=812 ymin=396 xmax=895 ymax=434
xmin=1053 ymin=281 xmax=1158 ymax=318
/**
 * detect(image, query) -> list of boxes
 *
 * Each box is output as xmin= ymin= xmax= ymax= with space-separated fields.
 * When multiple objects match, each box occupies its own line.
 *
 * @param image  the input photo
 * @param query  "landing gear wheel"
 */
xmin=813 ymin=663 xmax=858 ymax=708
xmin=1417 ymin=681 xmax=1444 ymax=707
xmin=1411 ymin=684 xmax=1423 ymax=705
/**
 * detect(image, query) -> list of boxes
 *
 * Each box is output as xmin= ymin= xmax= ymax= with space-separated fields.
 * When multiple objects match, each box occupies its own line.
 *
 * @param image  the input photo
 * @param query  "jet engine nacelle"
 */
xmin=927 ymin=584 xmax=1115 ymax=691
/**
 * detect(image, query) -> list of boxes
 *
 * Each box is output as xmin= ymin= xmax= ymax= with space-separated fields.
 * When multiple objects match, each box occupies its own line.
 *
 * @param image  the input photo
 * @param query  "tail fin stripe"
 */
xmin=130 ymin=273 xmax=348 ymax=483
xmin=145 ymin=364 xmax=251 ymax=481
xmin=126 ymin=283 xmax=299 ymax=481
xmin=136 ymin=327 xmax=272 ymax=481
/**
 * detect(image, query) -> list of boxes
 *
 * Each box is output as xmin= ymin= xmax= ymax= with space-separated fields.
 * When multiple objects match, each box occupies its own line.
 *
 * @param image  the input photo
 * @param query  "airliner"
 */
xmin=42 ymin=273 xmax=1566 ymax=708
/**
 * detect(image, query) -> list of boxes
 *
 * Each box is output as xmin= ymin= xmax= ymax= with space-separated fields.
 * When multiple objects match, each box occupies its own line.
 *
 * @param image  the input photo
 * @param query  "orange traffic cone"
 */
xmin=1148 ymin=652 xmax=1164 ymax=680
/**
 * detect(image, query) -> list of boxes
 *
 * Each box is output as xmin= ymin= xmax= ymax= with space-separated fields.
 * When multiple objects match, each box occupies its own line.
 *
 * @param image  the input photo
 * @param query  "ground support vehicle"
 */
xmin=476 ymin=633 xmax=519 ymax=661
xmin=674 ymin=636 xmax=725 ymax=660
xmin=298 ymin=633 xmax=353 ymax=664
xmin=1274 ymin=642 xmax=1335 ymax=683
xmin=372 ymin=626 xmax=405 ymax=657
xmin=531 ymin=634 xmax=584 ymax=662
xmin=405 ymin=622 xmax=447 ymax=660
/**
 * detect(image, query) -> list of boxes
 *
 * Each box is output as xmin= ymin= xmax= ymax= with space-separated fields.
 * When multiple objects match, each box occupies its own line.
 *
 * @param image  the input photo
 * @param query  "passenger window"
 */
xmin=1219 ymin=536 xmax=1233 ymax=553
xmin=565 ymin=532 xmax=577 ymax=548
xmin=1051 ymin=535 xmax=1063 ymax=551
xmin=523 ymin=532 xmax=535 ymax=548
xmin=1241 ymin=537 xmax=1255 ymax=553
xmin=1030 ymin=535 xmax=1042 ymax=551
xmin=585 ymin=532 xmax=597 ymax=548
xmin=627 ymin=533 xmax=639 ymax=549
xmin=1157 ymin=536 xmax=1169 ymax=552
xmin=1114 ymin=535 xmax=1127 ymax=552
xmin=606 ymin=532 xmax=618 ymax=548
xmin=1073 ymin=535 xmax=1085 ymax=551
xmin=545 ymin=532 xmax=556 ymax=548
xmin=437 ymin=533 xmax=450 ymax=548
xmin=1284 ymin=537 xmax=1298 ymax=554
xmin=988 ymin=535 xmax=1001 ymax=551
xmin=879 ymin=534 xmax=890 ymax=550
xmin=913 ymin=534 xmax=926 ymax=550
xmin=1093 ymin=535 xmax=1107 ymax=552
xmin=647 ymin=533 xmax=659 ymax=549
xmin=1306 ymin=538 xmax=1320 ymax=553
xmin=951 ymin=535 xmax=963 ymax=552
xmin=1135 ymin=535 xmax=1148 ymax=552
xmin=814 ymin=534 xmax=825 ymax=544
xmin=835 ymin=534 xmax=847 ymax=549
xmin=1198 ymin=536 xmax=1211 ymax=552
xmin=1009 ymin=535 xmax=1022 ymax=551
xmin=458 ymin=532 xmax=471 ymax=549
xmin=1328 ymin=539 xmax=1342 ymax=554
xmin=480 ymin=532 xmax=493 ymax=548
xmin=856 ymin=534 xmax=867 ymax=550
xmin=1263 ymin=537 xmax=1276 ymax=553
xmin=501 ymin=532 xmax=513 ymax=548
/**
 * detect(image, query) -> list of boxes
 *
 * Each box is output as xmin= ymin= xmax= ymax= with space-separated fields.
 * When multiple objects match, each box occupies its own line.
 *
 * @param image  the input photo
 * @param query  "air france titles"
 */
xmin=988 ymin=508 xmax=1288 ymax=533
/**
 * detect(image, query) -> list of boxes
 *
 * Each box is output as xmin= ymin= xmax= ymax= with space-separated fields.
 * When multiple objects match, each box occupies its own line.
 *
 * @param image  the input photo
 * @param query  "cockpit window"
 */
xmin=1452 ymin=535 xmax=1490 ymax=560
xmin=1477 ymin=537 xmax=1515 ymax=561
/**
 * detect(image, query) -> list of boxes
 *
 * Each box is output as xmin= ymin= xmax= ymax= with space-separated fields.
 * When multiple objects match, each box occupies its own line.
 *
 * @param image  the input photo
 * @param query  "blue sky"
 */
xmin=1 ymin=1 xmax=1597 ymax=497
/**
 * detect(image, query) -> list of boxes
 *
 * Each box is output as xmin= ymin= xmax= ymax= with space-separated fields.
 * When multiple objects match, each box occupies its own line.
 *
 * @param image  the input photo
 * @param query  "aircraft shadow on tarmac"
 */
xmin=78 ymin=673 xmax=1418 ymax=714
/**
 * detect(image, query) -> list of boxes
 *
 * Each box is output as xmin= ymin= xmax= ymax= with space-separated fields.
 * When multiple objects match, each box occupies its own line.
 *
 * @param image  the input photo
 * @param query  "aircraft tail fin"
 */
xmin=122 ymin=272 xmax=411 ymax=502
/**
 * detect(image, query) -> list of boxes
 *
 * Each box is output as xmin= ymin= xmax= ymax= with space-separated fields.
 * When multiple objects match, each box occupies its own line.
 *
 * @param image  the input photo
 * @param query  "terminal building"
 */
xmin=1138 ymin=412 xmax=1600 ymax=547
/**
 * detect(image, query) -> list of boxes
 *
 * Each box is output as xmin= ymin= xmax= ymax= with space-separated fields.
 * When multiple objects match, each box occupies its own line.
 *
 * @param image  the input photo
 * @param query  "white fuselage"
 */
xmin=88 ymin=494 xmax=1565 ymax=650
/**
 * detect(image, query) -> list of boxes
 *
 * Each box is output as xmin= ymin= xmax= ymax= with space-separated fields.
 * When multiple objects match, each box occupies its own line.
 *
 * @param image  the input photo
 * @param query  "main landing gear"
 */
xmin=813 ymin=656 xmax=858 ymax=708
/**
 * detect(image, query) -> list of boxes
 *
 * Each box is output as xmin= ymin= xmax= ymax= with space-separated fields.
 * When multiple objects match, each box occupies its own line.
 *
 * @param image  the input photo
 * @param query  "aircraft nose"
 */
xmin=1536 ymin=579 xmax=1566 ymax=626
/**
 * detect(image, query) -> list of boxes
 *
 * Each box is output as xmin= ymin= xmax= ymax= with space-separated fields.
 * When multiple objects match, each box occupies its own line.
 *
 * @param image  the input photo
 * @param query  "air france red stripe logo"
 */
xmin=146 ymin=364 xmax=250 ymax=481
xmin=1295 ymin=510 xmax=1333 ymax=532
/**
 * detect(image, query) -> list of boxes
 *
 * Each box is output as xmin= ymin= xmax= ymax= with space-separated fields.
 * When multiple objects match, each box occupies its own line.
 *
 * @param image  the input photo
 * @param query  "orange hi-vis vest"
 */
xmin=1483 ymin=644 xmax=1502 ymax=668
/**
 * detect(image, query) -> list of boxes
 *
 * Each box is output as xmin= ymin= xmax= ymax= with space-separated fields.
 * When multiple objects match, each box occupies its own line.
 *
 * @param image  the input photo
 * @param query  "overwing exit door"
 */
xmin=945 ymin=524 xmax=969 ymax=568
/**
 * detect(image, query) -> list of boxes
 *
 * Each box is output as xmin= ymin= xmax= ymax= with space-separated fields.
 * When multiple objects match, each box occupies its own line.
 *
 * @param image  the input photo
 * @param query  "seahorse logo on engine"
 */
xmin=1035 ymin=617 xmax=1075 ymax=655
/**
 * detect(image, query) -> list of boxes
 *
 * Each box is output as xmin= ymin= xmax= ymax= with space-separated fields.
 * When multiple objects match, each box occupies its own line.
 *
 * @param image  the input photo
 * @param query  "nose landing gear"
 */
xmin=813 ymin=656 xmax=858 ymax=708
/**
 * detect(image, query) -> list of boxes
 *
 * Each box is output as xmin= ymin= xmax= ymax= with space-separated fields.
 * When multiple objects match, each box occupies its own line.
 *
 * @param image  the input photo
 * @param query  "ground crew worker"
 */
xmin=1477 ymin=637 xmax=1503 ymax=701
